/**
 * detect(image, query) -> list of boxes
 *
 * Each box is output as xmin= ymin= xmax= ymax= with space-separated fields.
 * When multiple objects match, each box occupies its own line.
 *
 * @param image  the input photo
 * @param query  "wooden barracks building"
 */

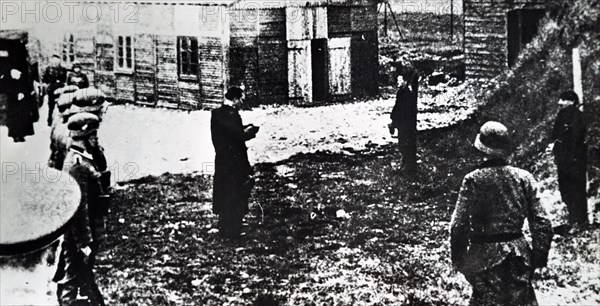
xmin=52 ymin=0 xmax=379 ymax=109
xmin=463 ymin=0 xmax=551 ymax=79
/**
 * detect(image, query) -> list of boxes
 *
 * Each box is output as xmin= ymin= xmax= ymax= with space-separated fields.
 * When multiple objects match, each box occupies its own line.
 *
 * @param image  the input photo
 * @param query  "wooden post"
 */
xmin=572 ymin=47 xmax=583 ymax=110
xmin=573 ymin=46 xmax=590 ymax=222
xmin=384 ymin=2 xmax=388 ymax=37
xmin=450 ymin=0 xmax=454 ymax=43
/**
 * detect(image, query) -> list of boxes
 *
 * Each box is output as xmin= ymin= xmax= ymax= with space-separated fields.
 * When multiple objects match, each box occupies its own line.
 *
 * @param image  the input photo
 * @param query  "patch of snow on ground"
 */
xmin=1 ymin=94 xmax=474 ymax=181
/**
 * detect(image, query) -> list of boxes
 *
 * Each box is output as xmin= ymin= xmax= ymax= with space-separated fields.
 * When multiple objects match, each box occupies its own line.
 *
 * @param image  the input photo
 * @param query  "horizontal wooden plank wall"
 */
xmin=230 ymin=7 xmax=288 ymax=105
xmin=329 ymin=2 xmax=379 ymax=97
xmin=229 ymin=47 xmax=259 ymax=103
xmin=229 ymin=7 xmax=259 ymax=104
xmin=134 ymin=34 xmax=157 ymax=106
xmin=156 ymin=35 xmax=179 ymax=108
xmin=74 ymin=29 xmax=96 ymax=87
xmin=179 ymin=79 xmax=201 ymax=109
xmin=258 ymin=38 xmax=288 ymax=105
xmin=73 ymin=1 xmax=380 ymax=109
xmin=95 ymin=41 xmax=116 ymax=98
xmin=258 ymin=9 xmax=288 ymax=105
xmin=115 ymin=73 xmax=135 ymax=102
xmin=199 ymin=37 xmax=226 ymax=106
xmin=463 ymin=0 xmax=547 ymax=79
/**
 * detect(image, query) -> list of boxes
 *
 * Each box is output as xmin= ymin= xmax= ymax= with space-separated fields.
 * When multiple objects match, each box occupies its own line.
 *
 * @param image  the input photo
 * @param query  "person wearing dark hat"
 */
xmin=389 ymin=68 xmax=419 ymax=173
xmin=450 ymin=121 xmax=553 ymax=305
xmin=48 ymin=88 xmax=79 ymax=171
xmin=70 ymin=87 xmax=111 ymax=195
xmin=550 ymin=90 xmax=588 ymax=229
xmin=43 ymin=54 xmax=67 ymax=126
xmin=69 ymin=88 xmax=108 ymax=120
xmin=51 ymin=88 xmax=111 ymax=192
xmin=55 ymin=112 xmax=106 ymax=306
xmin=211 ymin=86 xmax=259 ymax=238
xmin=67 ymin=63 xmax=89 ymax=89
xmin=1 ymin=167 xmax=81 ymax=304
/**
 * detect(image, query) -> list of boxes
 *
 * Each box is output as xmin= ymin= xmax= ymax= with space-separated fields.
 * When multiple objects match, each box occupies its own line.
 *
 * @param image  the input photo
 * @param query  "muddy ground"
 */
xmin=98 ymin=130 xmax=599 ymax=305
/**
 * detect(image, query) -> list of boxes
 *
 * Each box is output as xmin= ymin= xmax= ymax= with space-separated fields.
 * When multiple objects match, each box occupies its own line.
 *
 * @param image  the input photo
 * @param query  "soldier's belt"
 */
xmin=471 ymin=232 xmax=523 ymax=244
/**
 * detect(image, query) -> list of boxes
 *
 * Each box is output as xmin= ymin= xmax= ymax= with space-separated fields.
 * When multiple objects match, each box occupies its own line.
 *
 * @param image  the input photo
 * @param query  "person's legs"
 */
xmin=398 ymin=127 xmax=417 ymax=173
xmin=218 ymin=195 xmax=245 ymax=239
xmin=404 ymin=129 xmax=417 ymax=172
xmin=557 ymin=167 xmax=578 ymax=225
xmin=47 ymin=85 xmax=58 ymax=126
xmin=466 ymin=256 xmax=537 ymax=306
xmin=505 ymin=256 xmax=537 ymax=305
xmin=55 ymin=241 xmax=85 ymax=305
xmin=572 ymin=164 xmax=588 ymax=226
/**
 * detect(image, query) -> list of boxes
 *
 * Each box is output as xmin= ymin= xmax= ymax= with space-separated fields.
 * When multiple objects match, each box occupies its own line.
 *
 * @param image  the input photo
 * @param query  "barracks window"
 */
xmin=62 ymin=33 xmax=75 ymax=64
xmin=116 ymin=35 xmax=134 ymax=72
xmin=177 ymin=36 xmax=199 ymax=79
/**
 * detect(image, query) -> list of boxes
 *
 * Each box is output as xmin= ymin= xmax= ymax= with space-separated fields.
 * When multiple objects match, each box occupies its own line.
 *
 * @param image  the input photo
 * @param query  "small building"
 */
xmin=49 ymin=0 xmax=379 ymax=109
xmin=463 ymin=0 xmax=549 ymax=79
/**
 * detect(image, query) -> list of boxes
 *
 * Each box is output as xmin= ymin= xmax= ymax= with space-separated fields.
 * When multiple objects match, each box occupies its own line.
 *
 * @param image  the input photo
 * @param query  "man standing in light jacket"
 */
xmin=450 ymin=121 xmax=553 ymax=305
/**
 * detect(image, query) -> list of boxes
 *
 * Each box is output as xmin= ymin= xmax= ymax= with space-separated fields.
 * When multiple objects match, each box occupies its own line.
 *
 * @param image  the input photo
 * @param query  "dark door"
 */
xmin=0 ymin=39 xmax=28 ymax=89
xmin=311 ymin=39 xmax=328 ymax=102
xmin=507 ymin=9 xmax=545 ymax=67
xmin=352 ymin=31 xmax=379 ymax=96
xmin=520 ymin=10 xmax=546 ymax=46
xmin=0 ymin=39 xmax=29 ymax=125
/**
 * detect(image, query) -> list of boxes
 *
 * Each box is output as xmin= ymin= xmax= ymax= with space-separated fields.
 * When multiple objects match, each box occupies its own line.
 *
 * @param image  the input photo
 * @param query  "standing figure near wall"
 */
xmin=211 ymin=86 xmax=259 ymax=239
xmin=4 ymin=68 xmax=36 ymax=142
xmin=390 ymin=68 xmax=418 ymax=173
xmin=43 ymin=54 xmax=67 ymax=126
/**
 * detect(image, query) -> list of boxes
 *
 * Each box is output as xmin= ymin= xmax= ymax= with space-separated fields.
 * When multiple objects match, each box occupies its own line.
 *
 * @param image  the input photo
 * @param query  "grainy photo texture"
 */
xmin=1 ymin=0 xmax=599 ymax=305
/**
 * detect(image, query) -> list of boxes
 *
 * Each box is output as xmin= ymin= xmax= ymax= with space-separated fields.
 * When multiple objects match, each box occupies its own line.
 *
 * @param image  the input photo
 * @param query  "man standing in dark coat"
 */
xmin=43 ymin=54 xmax=67 ymax=126
xmin=5 ymin=68 xmax=36 ymax=142
xmin=390 ymin=68 xmax=418 ymax=173
xmin=551 ymin=90 xmax=588 ymax=228
xmin=211 ymin=86 xmax=259 ymax=238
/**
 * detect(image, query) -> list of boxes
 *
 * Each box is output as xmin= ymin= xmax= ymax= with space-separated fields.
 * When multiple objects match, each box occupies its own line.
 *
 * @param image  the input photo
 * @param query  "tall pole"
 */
xmin=384 ymin=2 xmax=388 ymax=37
xmin=450 ymin=0 xmax=454 ymax=42
xmin=573 ymin=47 xmax=583 ymax=109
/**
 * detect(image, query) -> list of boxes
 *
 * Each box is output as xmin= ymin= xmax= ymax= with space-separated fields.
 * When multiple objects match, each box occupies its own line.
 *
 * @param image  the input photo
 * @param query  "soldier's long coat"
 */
xmin=4 ymin=76 xmax=36 ymax=139
xmin=210 ymin=105 xmax=254 ymax=217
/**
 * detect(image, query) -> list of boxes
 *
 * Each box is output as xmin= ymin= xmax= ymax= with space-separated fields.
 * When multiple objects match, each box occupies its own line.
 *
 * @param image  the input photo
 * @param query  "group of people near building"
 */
xmin=211 ymin=70 xmax=589 ymax=305
xmin=47 ymin=56 xmax=109 ymax=306
xmin=1 ymin=54 xmax=110 ymax=305
xmin=0 ymin=53 xmax=591 ymax=305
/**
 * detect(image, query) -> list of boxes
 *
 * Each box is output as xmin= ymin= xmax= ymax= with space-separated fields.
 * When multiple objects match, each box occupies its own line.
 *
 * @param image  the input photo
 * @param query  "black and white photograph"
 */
xmin=1 ymin=0 xmax=599 ymax=305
